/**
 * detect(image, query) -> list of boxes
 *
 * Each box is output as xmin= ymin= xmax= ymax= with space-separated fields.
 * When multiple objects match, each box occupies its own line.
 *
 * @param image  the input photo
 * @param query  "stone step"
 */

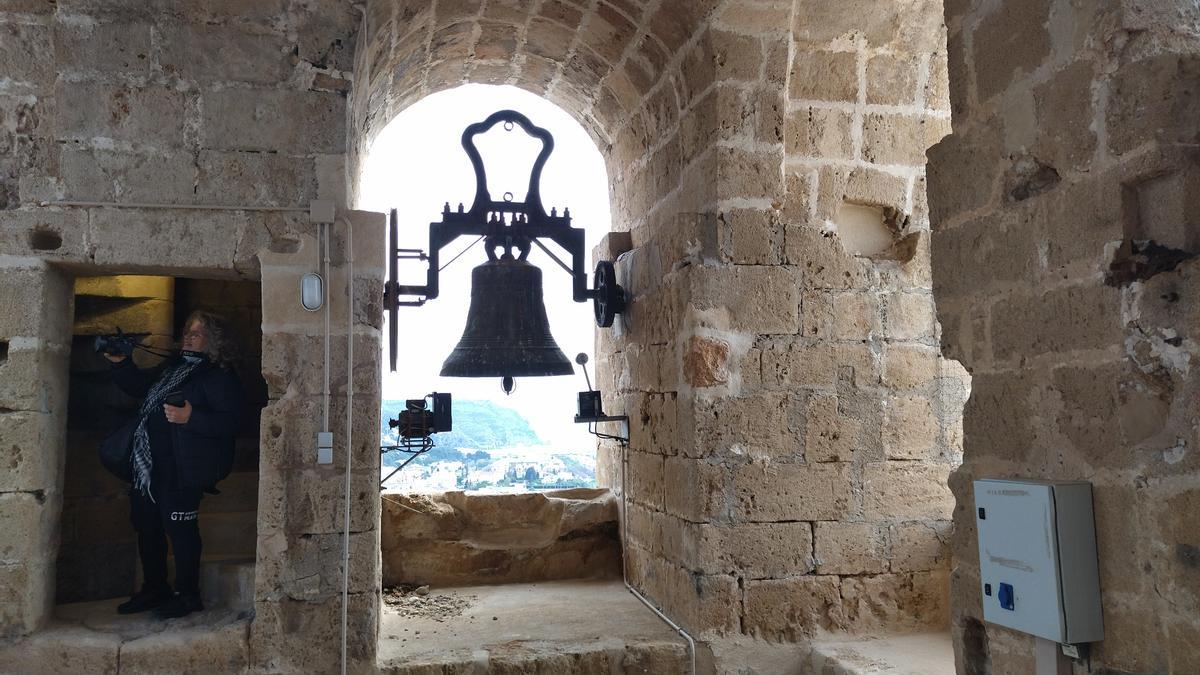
xmin=377 ymin=580 xmax=690 ymax=674
xmin=200 ymin=556 xmax=255 ymax=613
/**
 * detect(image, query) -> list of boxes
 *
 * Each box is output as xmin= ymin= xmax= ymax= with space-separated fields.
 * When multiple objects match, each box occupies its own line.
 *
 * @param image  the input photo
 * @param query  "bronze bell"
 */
xmin=440 ymin=256 xmax=573 ymax=384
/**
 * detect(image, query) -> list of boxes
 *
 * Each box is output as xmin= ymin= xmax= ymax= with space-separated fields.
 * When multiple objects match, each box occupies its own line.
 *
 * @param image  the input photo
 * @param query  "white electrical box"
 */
xmin=974 ymin=479 xmax=1104 ymax=644
xmin=317 ymin=431 xmax=334 ymax=465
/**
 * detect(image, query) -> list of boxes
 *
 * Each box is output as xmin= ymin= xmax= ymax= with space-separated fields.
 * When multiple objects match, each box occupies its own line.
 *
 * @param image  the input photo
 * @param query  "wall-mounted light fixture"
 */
xmin=301 ymin=272 xmax=324 ymax=311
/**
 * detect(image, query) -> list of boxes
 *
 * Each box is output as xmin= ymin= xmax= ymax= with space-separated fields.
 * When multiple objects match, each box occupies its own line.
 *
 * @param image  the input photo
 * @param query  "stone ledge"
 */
xmin=381 ymin=489 xmax=621 ymax=586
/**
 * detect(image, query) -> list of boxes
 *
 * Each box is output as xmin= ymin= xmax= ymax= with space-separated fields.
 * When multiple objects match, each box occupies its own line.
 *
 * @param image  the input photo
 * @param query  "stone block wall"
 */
xmin=598 ymin=0 xmax=965 ymax=640
xmin=929 ymin=0 xmax=1200 ymax=672
xmin=0 ymin=2 xmax=384 ymax=672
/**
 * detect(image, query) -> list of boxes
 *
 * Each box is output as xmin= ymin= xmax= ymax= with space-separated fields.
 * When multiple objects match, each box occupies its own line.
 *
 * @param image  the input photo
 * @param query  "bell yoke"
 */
xmin=382 ymin=109 xmax=627 ymax=391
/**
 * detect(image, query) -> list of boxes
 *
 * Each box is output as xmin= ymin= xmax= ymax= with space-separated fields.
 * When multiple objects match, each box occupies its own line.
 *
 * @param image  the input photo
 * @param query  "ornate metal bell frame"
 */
xmin=382 ymin=110 xmax=627 ymax=380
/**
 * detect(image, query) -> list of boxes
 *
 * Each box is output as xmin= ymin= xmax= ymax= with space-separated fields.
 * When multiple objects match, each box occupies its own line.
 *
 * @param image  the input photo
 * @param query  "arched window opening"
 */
xmin=360 ymin=84 xmax=611 ymax=493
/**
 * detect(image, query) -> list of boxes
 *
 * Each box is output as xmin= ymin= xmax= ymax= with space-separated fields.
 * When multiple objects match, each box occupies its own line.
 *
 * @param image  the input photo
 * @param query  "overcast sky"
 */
xmin=359 ymin=84 xmax=612 ymax=449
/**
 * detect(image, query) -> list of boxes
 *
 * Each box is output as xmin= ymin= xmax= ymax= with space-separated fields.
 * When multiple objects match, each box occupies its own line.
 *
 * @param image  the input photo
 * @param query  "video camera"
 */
xmin=388 ymin=392 xmax=452 ymax=440
xmin=93 ymin=328 xmax=149 ymax=358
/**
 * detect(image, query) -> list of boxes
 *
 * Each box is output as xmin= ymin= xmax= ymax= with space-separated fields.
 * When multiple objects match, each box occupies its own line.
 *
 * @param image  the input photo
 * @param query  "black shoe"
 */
xmin=117 ymin=587 xmax=174 ymax=615
xmin=153 ymin=593 xmax=204 ymax=619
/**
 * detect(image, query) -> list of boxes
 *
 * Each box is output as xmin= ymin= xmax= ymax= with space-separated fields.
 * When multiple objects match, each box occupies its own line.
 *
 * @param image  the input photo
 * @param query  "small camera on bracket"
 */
xmin=388 ymin=393 xmax=452 ymax=441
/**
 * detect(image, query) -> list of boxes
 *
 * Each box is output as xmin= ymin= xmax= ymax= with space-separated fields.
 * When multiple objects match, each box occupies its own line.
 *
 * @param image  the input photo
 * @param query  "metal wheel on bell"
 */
xmin=592 ymin=260 xmax=625 ymax=328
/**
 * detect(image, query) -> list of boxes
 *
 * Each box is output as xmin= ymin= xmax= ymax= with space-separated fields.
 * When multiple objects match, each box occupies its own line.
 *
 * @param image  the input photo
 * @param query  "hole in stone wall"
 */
xmin=833 ymin=201 xmax=915 ymax=262
xmin=28 ymin=228 xmax=63 ymax=251
xmin=1006 ymin=156 xmax=1061 ymax=202
xmin=57 ymin=275 xmax=265 ymax=614
xmin=0 ymin=340 xmax=8 ymax=365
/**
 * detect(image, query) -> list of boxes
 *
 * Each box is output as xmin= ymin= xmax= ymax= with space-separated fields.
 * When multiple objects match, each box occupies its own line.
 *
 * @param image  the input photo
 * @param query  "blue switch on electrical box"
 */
xmin=998 ymin=582 xmax=1014 ymax=611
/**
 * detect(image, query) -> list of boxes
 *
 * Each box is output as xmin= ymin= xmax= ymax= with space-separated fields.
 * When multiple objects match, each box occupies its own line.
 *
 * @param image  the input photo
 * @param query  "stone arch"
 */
xmin=348 ymin=0 xmax=967 ymax=651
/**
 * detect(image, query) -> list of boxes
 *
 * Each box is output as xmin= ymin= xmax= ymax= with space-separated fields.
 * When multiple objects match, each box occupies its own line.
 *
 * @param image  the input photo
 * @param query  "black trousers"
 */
xmin=129 ymin=485 xmax=204 ymax=596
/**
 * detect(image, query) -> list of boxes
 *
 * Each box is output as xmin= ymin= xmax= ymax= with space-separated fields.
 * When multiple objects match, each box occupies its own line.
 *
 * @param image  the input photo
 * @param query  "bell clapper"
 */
xmin=502 ymin=376 xmax=515 ymax=395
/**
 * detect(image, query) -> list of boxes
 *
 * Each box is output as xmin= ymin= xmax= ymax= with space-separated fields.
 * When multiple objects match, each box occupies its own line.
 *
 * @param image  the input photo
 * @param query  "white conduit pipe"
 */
xmin=339 ymin=216 xmax=355 ymax=675
xmin=323 ymin=222 xmax=332 ymax=433
xmin=621 ymin=443 xmax=697 ymax=674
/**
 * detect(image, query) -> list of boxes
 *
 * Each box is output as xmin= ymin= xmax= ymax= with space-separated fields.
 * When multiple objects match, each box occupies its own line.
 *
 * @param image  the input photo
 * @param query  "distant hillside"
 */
xmin=380 ymin=399 xmax=543 ymax=467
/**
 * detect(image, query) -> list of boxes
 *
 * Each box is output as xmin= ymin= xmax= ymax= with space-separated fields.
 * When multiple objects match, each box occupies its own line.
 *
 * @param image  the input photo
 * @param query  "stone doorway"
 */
xmin=57 ymin=274 xmax=265 ymax=613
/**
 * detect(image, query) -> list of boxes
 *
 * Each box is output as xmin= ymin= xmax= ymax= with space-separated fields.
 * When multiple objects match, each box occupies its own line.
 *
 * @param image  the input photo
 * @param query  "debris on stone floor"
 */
xmin=382 ymin=585 xmax=475 ymax=622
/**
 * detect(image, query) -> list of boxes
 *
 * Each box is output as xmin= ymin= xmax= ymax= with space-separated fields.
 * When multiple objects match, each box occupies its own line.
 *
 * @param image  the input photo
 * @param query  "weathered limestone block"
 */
xmin=720 ymin=208 xmax=782 ymax=265
xmin=881 ymin=344 xmax=939 ymax=390
xmin=663 ymin=457 xmax=728 ymax=522
xmin=260 ymin=333 xmax=383 ymax=398
xmin=0 ymin=560 xmax=51 ymax=639
xmin=1 ymin=21 xmax=53 ymax=91
xmin=831 ymin=291 xmax=881 ymax=340
xmin=882 ymin=394 xmax=938 ymax=459
xmin=743 ymin=575 xmax=844 ymax=640
xmin=629 ymin=392 xmax=680 ymax=456
xmin=0 ymin=411 xmax=60 ymax=492
xmin=889 ymin=520 xmax=951 ymax=572
xmin=814 ymin=522 xmax=888 ymax=574
xmin=761 ymin=341 xmax=837 ymax=390
xmin=717 ymin=146 xmax=785 ymax=202
xmin=87 ymin=209 xmax=243 ymax=275
xmin=694 ymin=522 xmax=814 ymax=578
xmin=970 ymin=0 xmax=1051 ymax=102
xmin=694 ymin=392 xmax=799 ymax=460
xmin=156 ymin=24 xmax=292 ymax=85
xmin=0 ymin=623 xmax=120 ymax=673
xmin=883 ymin=291 xmax=935 ymax=341
xmin=784 ymin=224 xmax=873 ymax=290
xmin=791 ymin=50 xmax=857 ymax=103
xmin=0 ymin=265 xmax=73 ymax=340
xmin=686 ymin=265 xmax=801 ymax=335
xmin=201 ymin=89 xmax=346 ymax=154
xmin=54 ymin=81 xmax=186 ymax=146
xmin=256 ymin=466 xmax=378 ymax=535
xmin=733 ymin=461 xmax=852 ymax=521
xmin=380 ymin=490 xmax=620 ymax=586
xmin=195 ymin=150 xmax=318 ymax=207
xmin=1107 ymin=52 xmax=1200 ymax=156
xmin=862 ymin=462 xmax=953 ymax=520
xmin=119 ymin=619 xmax=250 ymax=674
xmin=990 ymin=284 xmax=1122 ymax=361
xmin=861 ymin=113 xmax=951 ymax=166
xmin=803 ymin=392 xmax=858 ymax=462
xmin=786 ymin=107 xmax=854 ymax=159
xmin=627 ymin=449 xmax=666 ymax=509
xmin=840 ymin=569 xmax=950 ymax=632
xmin=866 ymin=53 xmax=920 ymax=106
xmin=249 ymin=592 xmax=379 ymax=673
xmin=0 ymin=209 xmax=90 ymax=262
xmin=255 ymin=529 xmax=378 ymax=601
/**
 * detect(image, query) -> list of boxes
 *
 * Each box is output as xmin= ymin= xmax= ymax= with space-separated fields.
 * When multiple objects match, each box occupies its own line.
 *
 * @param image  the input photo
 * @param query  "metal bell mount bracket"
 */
xmin=381 ymin=109 xmax=628 ymax=372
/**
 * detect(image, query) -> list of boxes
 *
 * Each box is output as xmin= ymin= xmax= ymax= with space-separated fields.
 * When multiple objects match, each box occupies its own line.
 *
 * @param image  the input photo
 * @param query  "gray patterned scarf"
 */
xmin=131 ymin=360 xmax=201 ymax=500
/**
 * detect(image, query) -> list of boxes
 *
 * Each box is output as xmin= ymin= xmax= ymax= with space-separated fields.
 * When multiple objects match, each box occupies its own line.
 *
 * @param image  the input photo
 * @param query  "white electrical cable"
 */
xmin=323 ymin=222 xmax=332 ymax=432
xmin=621 ymin=442 xmax=697 ymax=674
xmin=339 ymin=216 xmax=355 ymax=675
xmin=41 ymin=200 xmax=309 ymax=212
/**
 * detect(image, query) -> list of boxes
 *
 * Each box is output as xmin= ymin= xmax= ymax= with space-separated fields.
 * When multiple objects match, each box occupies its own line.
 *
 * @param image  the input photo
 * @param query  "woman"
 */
xmin=105 ymin=310 xmax=243 ymax=619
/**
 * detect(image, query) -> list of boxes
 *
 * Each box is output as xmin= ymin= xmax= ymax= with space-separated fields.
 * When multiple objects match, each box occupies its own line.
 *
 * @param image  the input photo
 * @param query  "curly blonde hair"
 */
xmin=182 ymin=310 xmax=239 ymax=370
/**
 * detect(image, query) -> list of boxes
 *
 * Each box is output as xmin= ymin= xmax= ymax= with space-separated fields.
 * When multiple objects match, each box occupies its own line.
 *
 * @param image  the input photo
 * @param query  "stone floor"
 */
xmin=709 ymin=632 xmax=955 ymax=674
xmin=376 ymin=579 xmax=691 ymax=674
xmin=0 ymin=599 xmax=251 ymax=674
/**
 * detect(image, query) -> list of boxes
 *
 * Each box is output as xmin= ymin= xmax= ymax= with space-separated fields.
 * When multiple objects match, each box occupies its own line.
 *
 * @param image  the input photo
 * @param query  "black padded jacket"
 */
xmin=111 ymin=357 xmax=243 ymax=489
